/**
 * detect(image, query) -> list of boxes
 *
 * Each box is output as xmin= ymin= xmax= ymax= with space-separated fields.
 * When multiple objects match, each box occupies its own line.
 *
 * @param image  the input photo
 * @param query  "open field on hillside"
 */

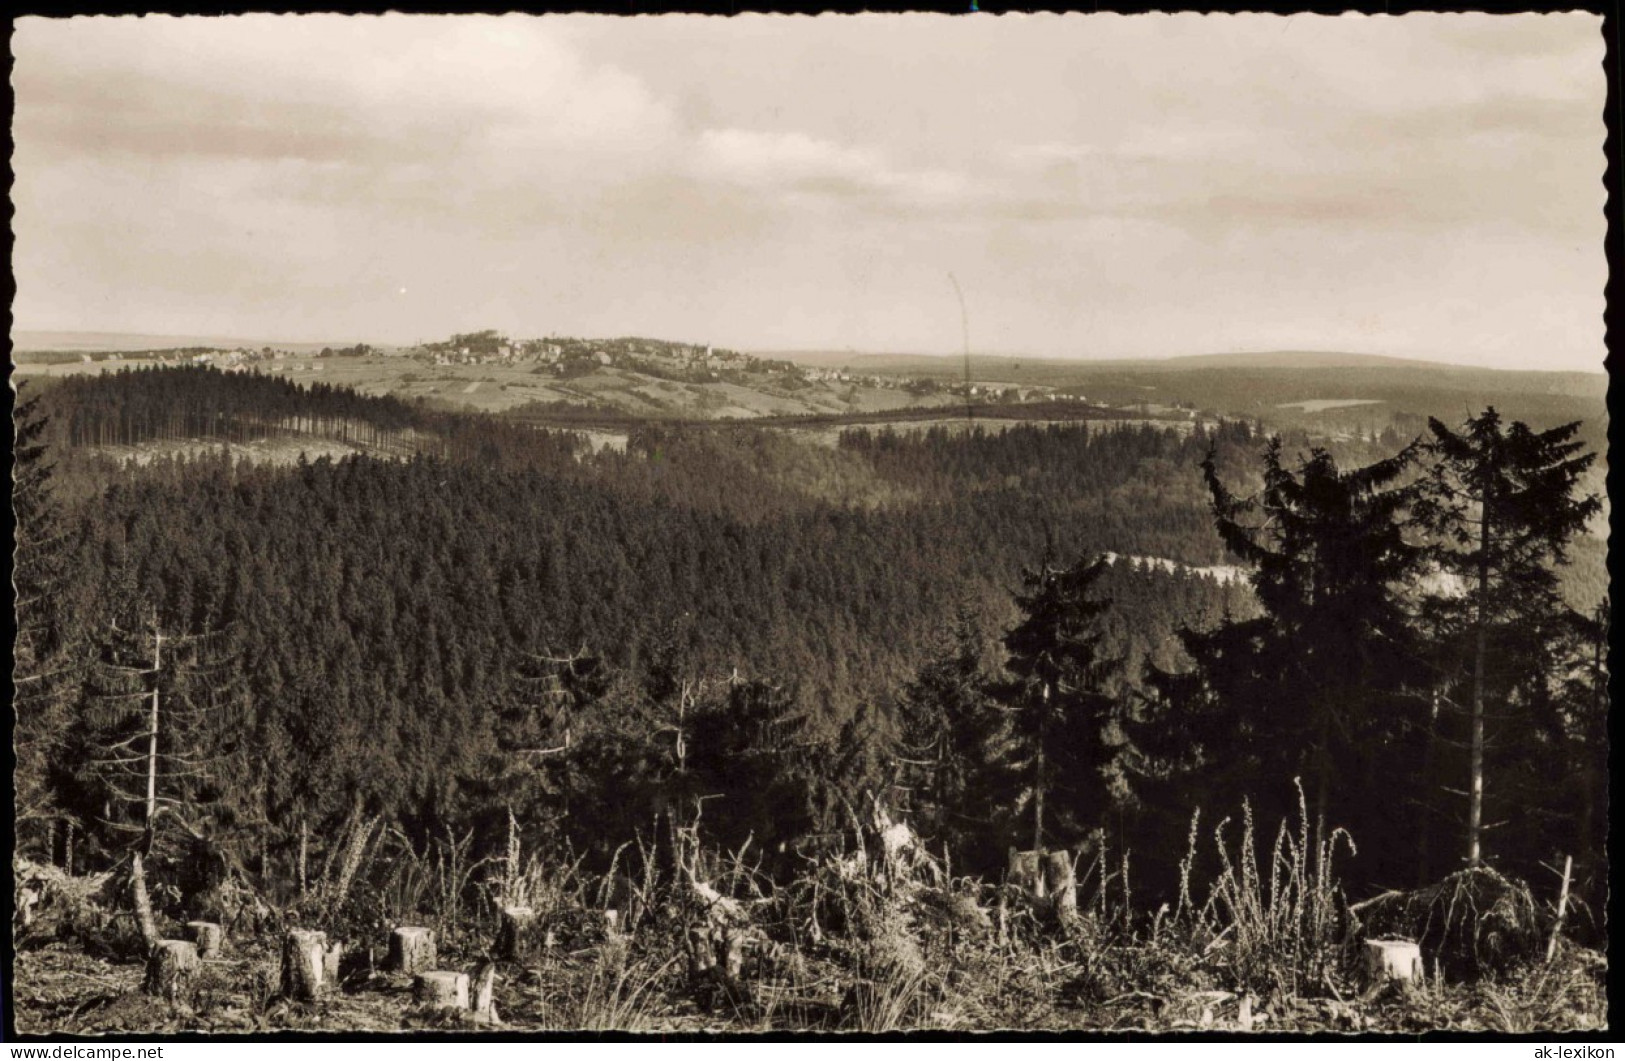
xmin=1276 ymin=399 xmax=1385 ymax=412
xmin=12 ymin=353 xmax=961 ymax=420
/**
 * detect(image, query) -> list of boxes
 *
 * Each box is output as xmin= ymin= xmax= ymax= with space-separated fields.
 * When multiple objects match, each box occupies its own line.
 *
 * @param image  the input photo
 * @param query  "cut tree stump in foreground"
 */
xmin=1044 ymin=851 xmax=1078 ymax=921
xmin=1349 ymin=868 xmax=1537 ymax=978
xmin=186 ymin=921 xmax=223 ymax=959
xmin=471 ymin=961 xmax=499 ymax=1023
xmin=496 ymin=906 xmax=548 ymax=962
xmin=686 ymin=924 xmax=751 ymax=1012
xmin=324 ymin=939 xmax=345 ymax=987
xmin=686 ymin=923 xmax=746 ymax=980
xmin=1364 ymin=939 xmax=1424 ymax=987
xmin=1004 ymin=848 xmax=1077 ymax=924
xmin=144 ymin=939 xmax=200 ymax=1002
xmin=600 ymin=907 xmax=631 ymax=959
xmin=388 ymin=927 xmax=436 ymax=974
xmin=720 ymin=929 xmax=744 ymax=980
xmin=281 ymin=929 xmax=334 ymax=1000
xmin=1007 ymin=848 xmax=1045 ymax=899
xmin=688 ymin=926 xmax=717 ymax=977
xmin=414 ymin=970 xmax=470 ymax=1011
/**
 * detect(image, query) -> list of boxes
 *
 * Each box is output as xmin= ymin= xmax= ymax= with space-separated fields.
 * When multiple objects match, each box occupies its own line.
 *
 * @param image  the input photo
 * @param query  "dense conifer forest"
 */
xmin=11 ymin=365 xmax=1609 ymax=1032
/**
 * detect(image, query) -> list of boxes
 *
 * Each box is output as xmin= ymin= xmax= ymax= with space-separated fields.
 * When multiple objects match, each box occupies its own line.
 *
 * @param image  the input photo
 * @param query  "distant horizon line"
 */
xmin=756 ymin=346 xmax=1607 ymax=374
xmin=9 ymin=328 xmax=1606 ymax=376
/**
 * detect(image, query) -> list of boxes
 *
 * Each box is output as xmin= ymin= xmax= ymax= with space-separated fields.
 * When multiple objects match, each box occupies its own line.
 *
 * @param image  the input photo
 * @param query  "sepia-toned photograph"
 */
xmin=8 ymin=11 xmax=1610 ymax=1038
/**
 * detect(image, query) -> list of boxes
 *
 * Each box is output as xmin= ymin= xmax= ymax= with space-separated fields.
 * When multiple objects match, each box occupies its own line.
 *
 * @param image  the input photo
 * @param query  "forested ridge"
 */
xmin=18 ymin=391 xmax=1254 ymax=868
xmin=12 ymin=365 xmax=1608 ymax=955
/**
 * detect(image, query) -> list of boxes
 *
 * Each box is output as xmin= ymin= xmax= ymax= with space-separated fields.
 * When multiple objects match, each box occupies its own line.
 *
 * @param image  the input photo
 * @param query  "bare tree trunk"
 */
xmin=146 ymin=630 xmax=162 ymax=838
xmin=1468 ymin=509 xmax=1490 ymax=869
xmin=1416 ymin=690 xmax=1441 ymax=887
xmin=1033 ymin=681 xmax=1049 ymax=856
xmin=1314 ymin=703 xmax=1330 ymax=855
xmin=1577 ymin=764 xmax=1595 ymax=878
xmin=1546 ymin=854 xmax=1573 ymax=963
xmin=1045 ymin=849 xmax=1077 ymax=923
xmin=471 ymin=960 xmax=498 ymax=1023
xmin=146 ymin=681 xmax=160 ymax=830
xmin=1032 ymin=746 xmax=1046 ymax=857
xmin=131 ymin=851 xmax=158 ymax=952
xmin=133 ymin=628 xmax=163 ymax=954
xmin=1579 ymin=619 xmax=1604 ymax=878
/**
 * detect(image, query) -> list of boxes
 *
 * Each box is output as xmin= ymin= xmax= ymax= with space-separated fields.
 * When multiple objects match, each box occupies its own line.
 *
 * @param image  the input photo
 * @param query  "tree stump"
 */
xmin=1007 ymin=848 xmax=1045 ymax=898
xmin=414 ymin=970 xmax=470 ymax=1010
xmin=144 ymin=939 xmax=200 ymax=1002
xmin=323 ymin=939 xmax=345 ymax=987
xmin=131 ymin=851 xmax=158 ymax=953
xmin=387 ymin=926 xmax=436 ymax=974
xmin=16 ymin=885 xmax=38 ymax=930
xmin=281 ymin=929 xmax=331 ymax=1001
xmin=721 ymin=929 xmax=746 ymax=979
xmin=496 ymin=905 xmax=545 ymax=962
xmin=186 ymin=921 xmax=224 ymax=959
xmin=601 ymin=909 xmax=629 ymax=961
xmin=688 ymin=926 xmax=717 ymax=979
xmin=471 ymin=960 xmax=499 ymax=1023
xmin=1364 ymin=939 xmax=1424 ymax=987
xmin=1044 ymin=850 xmax=1077 ymax=922
xmin=687 ymin=924 xmax=750 ymax=1011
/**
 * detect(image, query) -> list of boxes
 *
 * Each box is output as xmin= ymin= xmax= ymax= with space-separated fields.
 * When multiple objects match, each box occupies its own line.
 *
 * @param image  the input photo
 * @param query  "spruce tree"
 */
xmin=12 ymin=390 xmax=84 ymax=861
xmin=896 ymin=604 xmax=1009 ymax=871
xmin=1150 ymin=438 xmax=1428 ymax=881
xmin=1418 ymin=409 xmax=1601 ymax=868
xmin=996 ymin=552 xmax=1127 ymax=854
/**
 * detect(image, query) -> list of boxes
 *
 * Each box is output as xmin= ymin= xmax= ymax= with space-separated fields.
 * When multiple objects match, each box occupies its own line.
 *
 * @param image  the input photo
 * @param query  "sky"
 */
xmin=10 ymin=14 xmax=1608 ymax=370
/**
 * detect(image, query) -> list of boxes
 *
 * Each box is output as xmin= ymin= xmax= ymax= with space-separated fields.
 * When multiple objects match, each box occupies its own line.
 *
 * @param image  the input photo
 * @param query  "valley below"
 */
xmin=9 ymin=334 xmax=1611 ymax=1036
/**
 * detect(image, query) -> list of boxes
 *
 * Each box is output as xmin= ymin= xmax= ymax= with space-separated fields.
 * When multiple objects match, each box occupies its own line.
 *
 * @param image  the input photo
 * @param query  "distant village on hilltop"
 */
xmin=61 ymin=329 xmax=1120 ymax=406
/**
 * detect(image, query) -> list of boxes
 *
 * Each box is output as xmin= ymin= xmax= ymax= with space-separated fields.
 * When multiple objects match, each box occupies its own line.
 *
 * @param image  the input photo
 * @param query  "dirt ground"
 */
xmin=11 ymin=933 xmax=1606 ymax=1036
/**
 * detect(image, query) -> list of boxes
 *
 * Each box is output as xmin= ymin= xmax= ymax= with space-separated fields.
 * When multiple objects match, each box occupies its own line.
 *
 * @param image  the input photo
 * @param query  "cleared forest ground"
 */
xmin=10 ymin=939 xmax=1606 ymax=1035
xmin=13 ymin=804 xmax=1608 ymax=1036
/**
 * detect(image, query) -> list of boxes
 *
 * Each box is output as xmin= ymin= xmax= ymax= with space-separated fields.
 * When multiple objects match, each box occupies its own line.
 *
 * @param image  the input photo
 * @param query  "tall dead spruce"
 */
xmin=87 ymin=615 xmax=232 ymax=959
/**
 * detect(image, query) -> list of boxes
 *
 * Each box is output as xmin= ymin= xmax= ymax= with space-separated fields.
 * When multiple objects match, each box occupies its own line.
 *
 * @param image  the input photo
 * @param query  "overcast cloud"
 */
xmin=11 ymin=14 xmax=1607 ymax=369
